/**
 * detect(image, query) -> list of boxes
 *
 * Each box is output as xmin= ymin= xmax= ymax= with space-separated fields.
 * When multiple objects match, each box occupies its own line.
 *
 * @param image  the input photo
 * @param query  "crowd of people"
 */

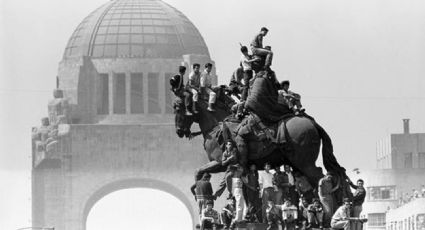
xmin=191 ymin=159 xmax=367 ymax=230
xmin=176 ymin=27 xmax=367 ymax=229
xmin=170 ymin=27 xmax=305 ymax=118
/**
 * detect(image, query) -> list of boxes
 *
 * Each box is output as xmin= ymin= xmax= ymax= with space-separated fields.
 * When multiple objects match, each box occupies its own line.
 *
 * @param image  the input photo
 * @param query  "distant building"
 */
xmin=31 ymin=1 xmax=219 ymax=229
xmin=386 ymin=198 xmax=425 ymax=230
xmin=351 ymin=119 xmax=425 ymax=230
xmin=376 ymin=119 xmax=425 ymax=169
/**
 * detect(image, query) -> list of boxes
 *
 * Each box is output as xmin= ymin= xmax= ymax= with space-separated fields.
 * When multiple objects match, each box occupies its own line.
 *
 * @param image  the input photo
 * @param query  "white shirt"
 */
xmin=259 ymin=171 xmax=274 ymax=189
xmin=200 ymin=70 xmax=213 ymax=88
xmin=188 ymin=71 xmax=200 ymax=88
xmin=287 ymin=172 xmax=295 ymax=185
xmin=240 ymin=54 xmax=252 ymax=71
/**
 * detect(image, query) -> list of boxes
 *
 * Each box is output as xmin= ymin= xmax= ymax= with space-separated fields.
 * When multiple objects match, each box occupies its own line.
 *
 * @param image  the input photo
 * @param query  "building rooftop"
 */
xmin=63 ymin=0 xmax=210 ymax=59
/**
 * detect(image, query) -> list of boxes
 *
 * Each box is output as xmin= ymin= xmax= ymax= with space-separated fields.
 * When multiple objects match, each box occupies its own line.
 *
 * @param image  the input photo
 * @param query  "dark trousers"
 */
xmin=221 ymin=212 xmax=234 ymax=227
xmin=246 ymin=189 xmax=262 ymax=222
xmin=284 ymin=220 xmax=297 ymax=230
xmin=201 ymin=219 xmax=219 ymax=230
xmin=252 ymin=48 xmax=273 ymax=67
xmin=262 ymin=187 xmax=275 ymax=223
xmin=299 ymin=190 xmax=315 ymax=204
xmin=289 ymin=186 xmax=299 ymax=207
xmin=178 ymin=90 xmax=192 ymax=111
xmin=241 ymin=70 xmax=253 ymax=101
xmin=197 ymin=199 xmax=208 ymax=215
xmin=266 ymin=212 xmax=281 ymax=230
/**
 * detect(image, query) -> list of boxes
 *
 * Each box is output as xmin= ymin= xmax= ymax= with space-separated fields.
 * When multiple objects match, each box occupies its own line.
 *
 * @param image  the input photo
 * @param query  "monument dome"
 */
xmin=57 ymin=0 xmax=216 ymax=124
xmin=63 ymin=0 xmax=210 ymax=59
xmin=32 ymin=1 xmax=217 ymax=230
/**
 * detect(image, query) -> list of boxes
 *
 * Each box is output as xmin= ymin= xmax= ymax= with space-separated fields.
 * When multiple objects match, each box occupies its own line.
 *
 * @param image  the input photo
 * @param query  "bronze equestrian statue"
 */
xmin=171 ymin=71 xmax=352 ymax=202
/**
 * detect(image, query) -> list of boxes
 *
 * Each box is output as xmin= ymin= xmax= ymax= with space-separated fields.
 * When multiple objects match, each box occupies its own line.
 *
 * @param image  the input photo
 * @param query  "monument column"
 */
xmin=125 ymin=71 xmax=131 ymax=114
xmin=108 ymin=71 xmax=114 ymax=115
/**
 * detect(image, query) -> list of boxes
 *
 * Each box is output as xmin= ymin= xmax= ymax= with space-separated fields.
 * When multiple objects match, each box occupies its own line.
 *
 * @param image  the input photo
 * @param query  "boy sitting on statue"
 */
xmin=278 ymin=80 xmax=305 ymax=115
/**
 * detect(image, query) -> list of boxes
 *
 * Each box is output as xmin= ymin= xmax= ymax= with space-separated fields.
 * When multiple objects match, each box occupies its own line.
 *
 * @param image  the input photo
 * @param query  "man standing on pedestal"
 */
xmin=191 ymin=172 xmax=214 ymax=221
xmin=349 ymin=179 xmax=366 ymax=230
xmin=259 ymin=163 xmax=275 ymax=223
xmin=273 ymin=166 xmax=290 ymax=205
xmin=284 ymin=165 xmax=298 ymax=207
xmin=245 ymin=164 xmax=261 ymax=222
xmin=319 ymin=172 xmax=340 ymax=226
xmin=232 ymin=165 xmax=248 ymax=224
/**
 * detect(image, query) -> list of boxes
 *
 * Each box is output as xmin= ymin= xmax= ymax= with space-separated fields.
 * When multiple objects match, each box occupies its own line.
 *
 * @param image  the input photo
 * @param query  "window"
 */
xmin=368 ymin=213 xmax=386 ymax=227
xmin=418 ymin=152 xmax=425 ymax=168
xmin=404 ymin=152 xmax=412 ymax=168
xmin=417 ymin=214 xmax=425 ymax=230
xmin=164 ymin=73 xmax=174 ymax=114
xmin=147 ymin=73 xmax=160 ymax=114
xmin=368 ymin=186 xmax=396 ymax=201
xmin=130 ymin=73 xmax=143 ymax=114
xmin=113 ymin=73 xmax=126 ymax=114
xmin=97 ymin=74 xmax=109 ymax=115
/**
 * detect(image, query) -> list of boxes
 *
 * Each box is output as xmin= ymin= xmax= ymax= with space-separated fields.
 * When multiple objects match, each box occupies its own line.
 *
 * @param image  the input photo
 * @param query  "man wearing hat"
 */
xmin=191 ymin=172 xmax=214 ymax=220
xmin=251 ymin=27 xmax=273 ymax=70
xmin=331 ymin=198 xmax=352 ymax=230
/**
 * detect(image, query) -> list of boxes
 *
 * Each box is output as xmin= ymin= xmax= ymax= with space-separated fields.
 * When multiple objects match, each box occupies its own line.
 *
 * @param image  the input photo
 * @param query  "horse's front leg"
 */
xmin=194 ymin=161 xmax=226 ymax=181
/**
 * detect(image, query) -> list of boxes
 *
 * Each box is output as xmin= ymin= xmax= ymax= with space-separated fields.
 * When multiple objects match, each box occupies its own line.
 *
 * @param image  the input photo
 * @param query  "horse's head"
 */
xmin=173 ymin=97 xmax=194 ymax=138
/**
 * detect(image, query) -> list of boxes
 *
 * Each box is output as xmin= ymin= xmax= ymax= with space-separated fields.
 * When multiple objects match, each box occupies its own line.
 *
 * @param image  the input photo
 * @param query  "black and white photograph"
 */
xmin=1 ymin=0 xmax=425 ymax=229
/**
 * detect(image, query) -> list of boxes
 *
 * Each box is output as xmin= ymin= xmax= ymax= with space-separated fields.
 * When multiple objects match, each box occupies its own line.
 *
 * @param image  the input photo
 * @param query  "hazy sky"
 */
xmin=1 ymin=0 xmax=425 ymax=229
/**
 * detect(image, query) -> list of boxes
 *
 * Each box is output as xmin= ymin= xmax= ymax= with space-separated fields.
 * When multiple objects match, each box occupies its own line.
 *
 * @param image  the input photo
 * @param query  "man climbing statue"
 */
xmin=251 ymin=27 xmax=273 ymax=71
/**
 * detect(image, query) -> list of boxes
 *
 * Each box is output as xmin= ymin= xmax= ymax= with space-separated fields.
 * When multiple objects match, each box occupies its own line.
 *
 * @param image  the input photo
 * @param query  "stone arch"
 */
xmin=82 ymin=178 xmax=195 ymax=230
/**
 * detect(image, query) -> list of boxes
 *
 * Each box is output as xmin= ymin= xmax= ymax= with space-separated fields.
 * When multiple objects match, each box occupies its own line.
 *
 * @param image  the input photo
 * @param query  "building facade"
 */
xmin=351 ymin=119 xmax=425 ymax=230
xmin=386 ymin=198 xmax=425 ymax=230
xmin=31 ymin=1 xmax=219 ymax=229
xmin=376 ymin=119 xmax=425 ymax=170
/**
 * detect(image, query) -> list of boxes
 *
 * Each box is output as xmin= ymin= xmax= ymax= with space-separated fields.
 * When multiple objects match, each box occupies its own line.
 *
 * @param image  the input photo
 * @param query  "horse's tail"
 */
xmin=314 ymin=121 xmax=346 ymax=175
xmin=315 ymin=121 xmax=353 ymax=204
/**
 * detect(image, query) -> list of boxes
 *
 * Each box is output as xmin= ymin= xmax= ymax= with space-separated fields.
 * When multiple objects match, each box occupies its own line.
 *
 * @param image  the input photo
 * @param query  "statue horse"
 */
xmin=174 ymin=99 xmax=348 ymax=187
xmin=172 ymin=71 xmax=352 ymax=203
